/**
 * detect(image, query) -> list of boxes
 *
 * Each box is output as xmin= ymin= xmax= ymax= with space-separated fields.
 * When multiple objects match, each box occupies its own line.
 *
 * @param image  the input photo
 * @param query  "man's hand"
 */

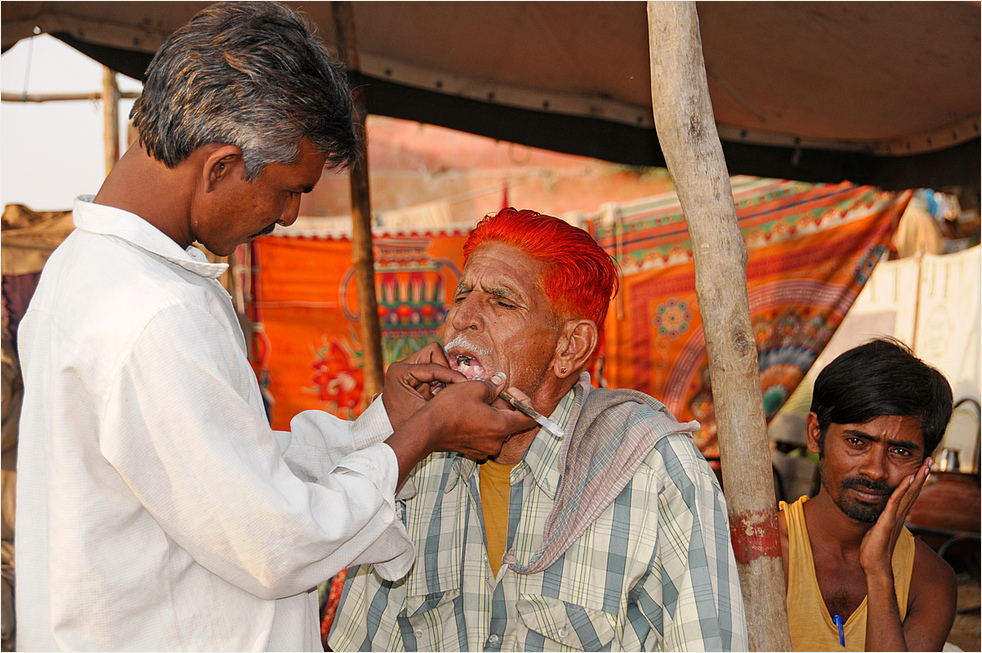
xmin=860 ymin=456 xmax=955 ymax=652
xmin=384 ymin=373 xmax=535 ymax=485
xmin=860 ymin=457 xmax=932 ymax=574
xmin=413 ymin=376 xmax=537 ymax=460
xmin=381 ymin=343 xmax=464 ymax=431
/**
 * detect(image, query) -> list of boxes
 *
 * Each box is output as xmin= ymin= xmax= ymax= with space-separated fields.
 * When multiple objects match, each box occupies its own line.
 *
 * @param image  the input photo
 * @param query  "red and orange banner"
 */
xmin=248 ymin=179 xmax=908 ymax=456
xmin=251 ymin=231 xmax=469 ymax=430
xmin=588 ymin=178 xmax=910 ymax=457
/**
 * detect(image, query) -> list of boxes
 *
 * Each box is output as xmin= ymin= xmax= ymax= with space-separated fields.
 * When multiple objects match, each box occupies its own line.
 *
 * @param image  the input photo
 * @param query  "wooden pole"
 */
xmin=102 ymin=66 xmax=120 ymax=175
xmin=646 ymin=3 xmax=792 ymax=650
xmin=332 ymin=1 xmax=385 ymax=399
xmin=1 ymin=91 xmax=140 ymax=103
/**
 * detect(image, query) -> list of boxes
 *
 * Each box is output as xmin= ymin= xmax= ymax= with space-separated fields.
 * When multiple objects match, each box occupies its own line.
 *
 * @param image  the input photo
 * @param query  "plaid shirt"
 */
xmin=329 ymin=387 xmax=748 ymax=652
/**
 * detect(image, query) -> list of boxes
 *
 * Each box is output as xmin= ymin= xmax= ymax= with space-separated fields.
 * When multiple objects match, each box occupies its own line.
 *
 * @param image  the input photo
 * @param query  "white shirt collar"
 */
xmin=73 ymin=195 xmax=228 ymax=279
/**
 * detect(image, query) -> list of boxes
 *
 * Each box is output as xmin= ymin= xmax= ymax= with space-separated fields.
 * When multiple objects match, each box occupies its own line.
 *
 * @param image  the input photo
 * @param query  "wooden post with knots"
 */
xmin=332 ymin=1 xmax=385 ymax=400
xmin=646 ymin=3 xmax=792 ymax=650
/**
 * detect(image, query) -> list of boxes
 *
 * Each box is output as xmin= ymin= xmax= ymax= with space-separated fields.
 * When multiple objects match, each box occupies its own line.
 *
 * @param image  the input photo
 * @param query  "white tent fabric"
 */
xmin=776 ymin=244 xmax=982 ymax=420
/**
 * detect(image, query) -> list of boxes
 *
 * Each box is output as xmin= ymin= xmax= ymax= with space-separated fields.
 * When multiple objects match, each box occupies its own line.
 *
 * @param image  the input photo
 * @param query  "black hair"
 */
xmin=811 ymin=337 xmax=953 ymax=457
xmin=131 ymin=1 xmax=357 ymax=179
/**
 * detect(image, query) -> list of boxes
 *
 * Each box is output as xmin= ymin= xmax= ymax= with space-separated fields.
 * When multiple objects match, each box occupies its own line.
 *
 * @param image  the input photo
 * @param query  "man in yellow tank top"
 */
xmin=777 ymin=339 xmax=957 ymax=651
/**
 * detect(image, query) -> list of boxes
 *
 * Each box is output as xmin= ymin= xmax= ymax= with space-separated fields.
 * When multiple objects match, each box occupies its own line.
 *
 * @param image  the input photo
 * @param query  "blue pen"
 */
xmin=832 ymin=614 xmax=845 ymax=647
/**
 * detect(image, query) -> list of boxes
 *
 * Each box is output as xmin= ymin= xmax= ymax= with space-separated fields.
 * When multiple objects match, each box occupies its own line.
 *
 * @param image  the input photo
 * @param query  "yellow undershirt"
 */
xmin=478 ymin=459 xmax=516 ymax=577
xmin=781 ymin=495 xmax=915 ymax=651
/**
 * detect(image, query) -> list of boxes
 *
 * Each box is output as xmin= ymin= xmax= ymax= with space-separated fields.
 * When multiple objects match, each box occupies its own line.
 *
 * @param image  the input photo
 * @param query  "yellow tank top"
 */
xmin=781 ymin=496 xmax=915 ymax=651
xmin=479 ymin=459 xmax=515 ymax=577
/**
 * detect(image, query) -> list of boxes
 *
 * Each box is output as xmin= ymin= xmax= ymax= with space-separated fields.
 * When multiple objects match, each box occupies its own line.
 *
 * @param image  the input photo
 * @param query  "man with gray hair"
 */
xmin=15 ymin=3 xmax=531 ymax=650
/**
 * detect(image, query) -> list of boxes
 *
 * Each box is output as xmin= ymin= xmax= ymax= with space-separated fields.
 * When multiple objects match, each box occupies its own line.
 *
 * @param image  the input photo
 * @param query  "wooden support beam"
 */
xmin=332 ymin=1 xmax=385 ymax=400
xmin=102 ymin=67 xmax=120 ymax=175
xmin=1 ymin=91 xmax=140 ymax=103
xmin=646 ymin=3 xmax=792 ymax=650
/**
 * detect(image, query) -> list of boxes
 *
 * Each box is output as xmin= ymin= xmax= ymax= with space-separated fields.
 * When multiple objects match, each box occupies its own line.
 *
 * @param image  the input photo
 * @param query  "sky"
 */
xmin=1 ymin=34 xmax=144 ymax=211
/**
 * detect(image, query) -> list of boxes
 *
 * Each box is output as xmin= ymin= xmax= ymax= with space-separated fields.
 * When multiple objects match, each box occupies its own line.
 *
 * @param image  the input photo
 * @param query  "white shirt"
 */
xmin=15 ymin=197 xmax=415 ymax=651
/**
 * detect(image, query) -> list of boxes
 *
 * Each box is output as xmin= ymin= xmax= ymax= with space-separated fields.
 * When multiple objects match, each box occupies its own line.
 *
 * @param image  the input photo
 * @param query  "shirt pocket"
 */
xmin=517 ymin=594 xmax=617 ymax=651
xmin=397 ymin=588 xmax=461 ymax=651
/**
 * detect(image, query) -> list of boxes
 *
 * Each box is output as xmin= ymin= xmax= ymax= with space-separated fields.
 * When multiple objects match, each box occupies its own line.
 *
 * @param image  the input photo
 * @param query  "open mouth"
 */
xmin=450 ymin=353 xmax=488 ymax=381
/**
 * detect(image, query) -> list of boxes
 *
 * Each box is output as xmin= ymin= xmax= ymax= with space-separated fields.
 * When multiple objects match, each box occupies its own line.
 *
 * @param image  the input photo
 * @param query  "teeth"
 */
xmin=452 ymin=353 xmax=486 ymax=380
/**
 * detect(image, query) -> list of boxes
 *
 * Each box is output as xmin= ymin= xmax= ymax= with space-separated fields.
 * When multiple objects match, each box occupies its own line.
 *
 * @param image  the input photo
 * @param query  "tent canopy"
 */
xmin=2 ymin=1 xmax=979 ymax=190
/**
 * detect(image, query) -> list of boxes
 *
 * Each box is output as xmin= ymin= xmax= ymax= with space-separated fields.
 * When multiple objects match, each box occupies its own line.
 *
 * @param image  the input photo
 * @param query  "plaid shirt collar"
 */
xmin=445 ymin=374 xmax=592 ymax=497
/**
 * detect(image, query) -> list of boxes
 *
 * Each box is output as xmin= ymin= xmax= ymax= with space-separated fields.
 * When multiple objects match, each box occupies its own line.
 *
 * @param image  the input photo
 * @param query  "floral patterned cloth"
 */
xmin=587 ymin=178 xmax=910 ymax=457
xmin=248 ymin=178 xmax=909 ymax=454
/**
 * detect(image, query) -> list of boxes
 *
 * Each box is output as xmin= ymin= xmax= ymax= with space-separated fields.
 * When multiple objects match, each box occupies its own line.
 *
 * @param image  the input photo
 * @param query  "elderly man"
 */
xmin=329 ymin=208 xmax=748 ymax=651
xmin=779 ymin=338 xmax=956 ymax=651
xmin=15 ymin=4 xmax=529 ymax=650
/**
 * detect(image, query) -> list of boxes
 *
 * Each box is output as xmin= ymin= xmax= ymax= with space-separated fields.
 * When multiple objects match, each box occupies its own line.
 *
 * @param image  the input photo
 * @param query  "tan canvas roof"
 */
xmin=3 ymin=1 xmax=979 ymax=188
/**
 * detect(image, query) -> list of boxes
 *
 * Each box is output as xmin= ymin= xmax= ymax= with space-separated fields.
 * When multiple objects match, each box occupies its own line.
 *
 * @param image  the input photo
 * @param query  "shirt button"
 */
xmin=414 ymin=628 xmax=423 ymax=638
xmin=558 ymin=627 xmax=568 ymax=638
xmin=488 ymin=634 xmax=500 ymax=645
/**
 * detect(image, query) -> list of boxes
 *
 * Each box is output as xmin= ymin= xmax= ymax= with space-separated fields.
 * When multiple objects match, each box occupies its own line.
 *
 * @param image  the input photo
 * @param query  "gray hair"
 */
xmin=130 ymin=1 xmax=357 ymax=179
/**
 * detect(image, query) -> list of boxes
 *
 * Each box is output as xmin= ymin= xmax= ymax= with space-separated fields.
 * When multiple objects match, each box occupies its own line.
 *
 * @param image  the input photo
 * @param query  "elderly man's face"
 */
xmin=443 ymin=242 xmax=561 ymax=399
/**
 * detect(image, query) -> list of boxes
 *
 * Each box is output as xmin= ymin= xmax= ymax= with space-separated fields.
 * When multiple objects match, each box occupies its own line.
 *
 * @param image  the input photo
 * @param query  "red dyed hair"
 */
xmin=463 ymin=208 xmax=619 ymax=332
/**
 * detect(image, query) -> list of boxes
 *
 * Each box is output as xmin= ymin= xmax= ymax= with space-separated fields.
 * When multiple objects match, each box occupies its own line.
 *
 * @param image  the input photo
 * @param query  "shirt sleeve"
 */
xmin=629 ymin=435 xmax=749 ymax=651
xmin=274 ymin=396 xmax=394 ymax=483
xmin=98 ymin=302 xmax=415 ymax=598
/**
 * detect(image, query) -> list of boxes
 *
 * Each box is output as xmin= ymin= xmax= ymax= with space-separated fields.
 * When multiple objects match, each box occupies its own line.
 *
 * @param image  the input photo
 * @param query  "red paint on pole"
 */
xmin=729 ymin=509 xmax=783 ymax=565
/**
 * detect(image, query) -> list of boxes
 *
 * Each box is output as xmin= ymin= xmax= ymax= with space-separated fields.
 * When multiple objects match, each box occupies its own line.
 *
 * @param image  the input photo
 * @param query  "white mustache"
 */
xmin=442 ymin=333 xmax=491 ymax=357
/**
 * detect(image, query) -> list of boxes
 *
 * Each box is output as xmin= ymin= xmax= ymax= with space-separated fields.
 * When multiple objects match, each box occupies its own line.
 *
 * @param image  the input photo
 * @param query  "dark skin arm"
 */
xmin=380 ymin=342 xmax=459 ymax=431
xmin=899 ymin=539 xmax=957 ymax=651
xmin=862 ymin=457 xmax=957 ymax=651
xmin=376 ymin=342 xmax=535 ymax=486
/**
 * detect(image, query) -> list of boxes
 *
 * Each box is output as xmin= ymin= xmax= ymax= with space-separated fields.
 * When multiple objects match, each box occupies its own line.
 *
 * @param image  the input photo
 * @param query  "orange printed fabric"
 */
xmin=590 ymin=178 xmax=910 ymax=458
xmin=250 ymin=231 xmax=469 ymax=430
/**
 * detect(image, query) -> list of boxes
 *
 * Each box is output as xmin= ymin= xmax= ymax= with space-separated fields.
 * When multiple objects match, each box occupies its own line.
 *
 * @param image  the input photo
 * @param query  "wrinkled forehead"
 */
xmin=459 ymin=242 xmax=549 ymax=300
xmin=828 ymin=415 xmax=927 ymax=449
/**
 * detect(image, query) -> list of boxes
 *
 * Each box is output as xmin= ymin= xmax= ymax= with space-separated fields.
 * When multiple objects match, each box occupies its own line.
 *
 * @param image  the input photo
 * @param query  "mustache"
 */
xmin=254 ymin=223 xmax=277 ymax=238
xmin=442 ymin=333 xmax=491 ymax=357
xmin=840 ymin=476 xmax=895 ymax=495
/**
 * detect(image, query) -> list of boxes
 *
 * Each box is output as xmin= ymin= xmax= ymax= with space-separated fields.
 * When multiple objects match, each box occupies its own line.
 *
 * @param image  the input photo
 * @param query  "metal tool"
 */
xmin=498 ymin=389 xmax=564 ymax=439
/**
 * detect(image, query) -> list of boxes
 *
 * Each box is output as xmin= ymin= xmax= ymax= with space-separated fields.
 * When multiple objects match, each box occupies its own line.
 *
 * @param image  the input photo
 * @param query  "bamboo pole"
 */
xmin=646 ymin=3 xmax=792 ymax=650
xmin=1 ymin=91 xmax=140 ymax=103
xmin=332 ymin=1 xmax=385 ymax=399
xmin=102 ymin=67 xmax=120 ymax=175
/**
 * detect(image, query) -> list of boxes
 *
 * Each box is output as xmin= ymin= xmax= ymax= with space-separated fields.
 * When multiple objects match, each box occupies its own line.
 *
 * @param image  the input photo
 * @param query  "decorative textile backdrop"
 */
xmin=248 ymin=179 xmax=907 ymax=450
xmin=250 ymin=231 xmax=469 ymax=431
xmin=587 ymin=177 xmax=910 ymax=457
xmin=247 ymin=179 xmax=907 ymax=641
